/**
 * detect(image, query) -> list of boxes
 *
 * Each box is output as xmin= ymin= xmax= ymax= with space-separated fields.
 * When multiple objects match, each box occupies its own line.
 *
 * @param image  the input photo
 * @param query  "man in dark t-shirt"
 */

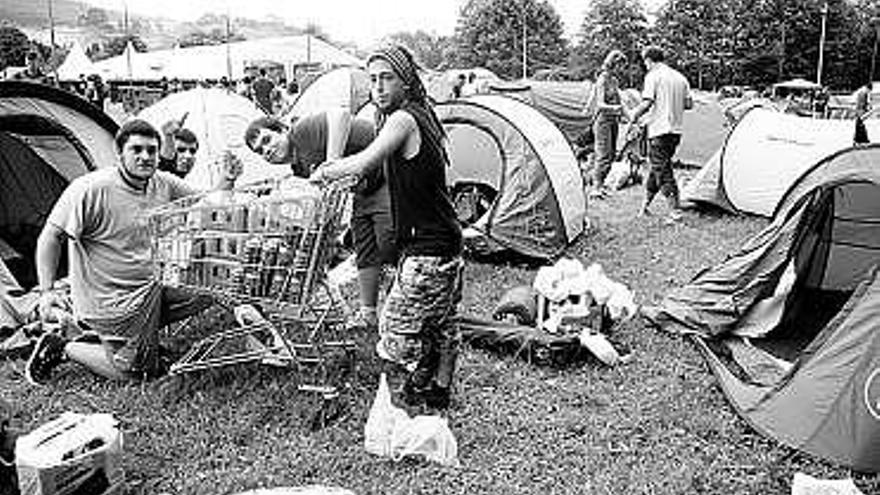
xmin=245 ymin=109 xmax=396 ymax=331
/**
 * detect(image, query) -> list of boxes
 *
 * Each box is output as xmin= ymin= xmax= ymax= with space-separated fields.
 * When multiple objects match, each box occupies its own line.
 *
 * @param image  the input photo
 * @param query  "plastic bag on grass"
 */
xmin=791 ymin=472 xmax=864 ymax=495
xmin=364 ymin=374 xmax=460 ymax=467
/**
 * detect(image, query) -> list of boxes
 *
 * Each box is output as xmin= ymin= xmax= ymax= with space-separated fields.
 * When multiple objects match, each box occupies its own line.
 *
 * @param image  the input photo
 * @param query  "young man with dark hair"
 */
xmin=626 ymin=45 xmax=693 ymax=223
xmin=158 ymin=119 xmax=199 ymax=179
xmin=245 ymin=109 xmax=396 ymax=332
xmin=312 ymin=45 xmax=463 ymax=410
xmin=25 ymin=119 xmax=242 ymax=385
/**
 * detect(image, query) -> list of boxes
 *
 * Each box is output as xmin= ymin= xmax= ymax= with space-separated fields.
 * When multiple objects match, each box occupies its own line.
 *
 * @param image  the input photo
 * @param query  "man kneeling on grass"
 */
xmin=25 ymin=119 xmax=243 ymax=385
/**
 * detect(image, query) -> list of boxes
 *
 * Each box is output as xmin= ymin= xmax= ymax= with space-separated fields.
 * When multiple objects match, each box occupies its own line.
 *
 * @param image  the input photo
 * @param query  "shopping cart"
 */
xmin=148 ymin=175 xmax=356 ymax=398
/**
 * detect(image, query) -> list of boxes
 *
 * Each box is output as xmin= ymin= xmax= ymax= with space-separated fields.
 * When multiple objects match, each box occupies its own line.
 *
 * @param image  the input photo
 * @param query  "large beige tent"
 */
xmin=93 ymin=36 xmax=362 ymax=81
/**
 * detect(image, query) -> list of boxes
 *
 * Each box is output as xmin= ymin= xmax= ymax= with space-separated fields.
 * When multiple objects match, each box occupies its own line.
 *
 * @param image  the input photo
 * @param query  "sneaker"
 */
xmin=25 ymin=332 xmax=67 ymax=386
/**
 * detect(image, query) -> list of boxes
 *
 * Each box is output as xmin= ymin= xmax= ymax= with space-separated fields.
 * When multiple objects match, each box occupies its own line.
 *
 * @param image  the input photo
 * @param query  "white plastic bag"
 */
xmin=391 ymin=415 xmax=459 ymax=467
xmin=791 ymin=472 xmax=864 ymax=495
xmin=363 ymin=374 xmax=460 ymax=467
xmin=363 ymin=373 xmax=408 ymax=457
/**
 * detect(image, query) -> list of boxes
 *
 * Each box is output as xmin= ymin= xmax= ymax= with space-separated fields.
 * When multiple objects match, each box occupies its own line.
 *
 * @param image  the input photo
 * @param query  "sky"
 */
xmin=80 ymin=0 xmax=593 ymax=47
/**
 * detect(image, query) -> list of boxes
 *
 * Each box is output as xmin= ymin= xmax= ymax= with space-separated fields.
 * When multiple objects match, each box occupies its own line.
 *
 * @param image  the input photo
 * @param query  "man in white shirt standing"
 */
xmin=626 ymin=46 xmax=693 ymax=222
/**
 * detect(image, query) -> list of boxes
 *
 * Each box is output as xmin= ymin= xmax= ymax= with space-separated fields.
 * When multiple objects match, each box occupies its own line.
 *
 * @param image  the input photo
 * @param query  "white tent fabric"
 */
xmin=283 ymin=67 xmax=370 ymax=122
xmin=138 ymin=87 xmax=285 ymax=188
xmin=93 ymin=36 xmax=362 ymax=81
xmin=56 ymin=40 xmax=96 ymax=81
xmin=684 ymin=107 xmax=880 ymax=216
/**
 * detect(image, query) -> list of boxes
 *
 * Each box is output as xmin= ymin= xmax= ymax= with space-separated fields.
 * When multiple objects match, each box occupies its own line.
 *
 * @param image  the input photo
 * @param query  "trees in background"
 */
xmin=572 ymin=0 xmax=648 ymax=85
xmin=644 ymin=0 xmax=875 ymax=90
xmin=450 ymin=0 xmax=568 ymax=79
xmin=384 ymin=31 xmax=449 ymax=70
xmin=422 ymin=0 xmax=878 ymax=90
xmin=0 ymin=26 xmax=32 ymax=70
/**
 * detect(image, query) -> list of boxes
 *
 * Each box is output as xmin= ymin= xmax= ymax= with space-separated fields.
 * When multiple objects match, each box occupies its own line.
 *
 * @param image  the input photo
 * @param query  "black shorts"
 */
xmin=352 ymin=188 xmax=397 ymax=269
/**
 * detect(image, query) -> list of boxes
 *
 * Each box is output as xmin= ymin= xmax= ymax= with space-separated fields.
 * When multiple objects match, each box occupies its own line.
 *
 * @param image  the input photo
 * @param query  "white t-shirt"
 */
xmin=47 ymin=168 xmax=196 ymax=320
xmin=641 ymin=63 xmax=691 ymax=138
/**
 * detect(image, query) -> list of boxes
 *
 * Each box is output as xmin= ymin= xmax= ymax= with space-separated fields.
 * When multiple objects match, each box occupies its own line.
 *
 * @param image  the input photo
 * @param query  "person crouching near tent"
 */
xmin=311 ymin=45 xmax=463 ymax=410
xmin=626 ymin=46 xmax=693 ymax=223
xmin=24 ymin=119 xmax=243 ymax=385
xmin=244 ymin=109 xmax=397 ymax=333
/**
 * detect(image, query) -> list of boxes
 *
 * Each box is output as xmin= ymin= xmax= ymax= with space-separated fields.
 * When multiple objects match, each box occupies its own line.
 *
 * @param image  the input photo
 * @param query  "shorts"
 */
xmin=377 ymin=255 xmax=463 ymax=366
xmin=80 ymin=283 xmax=213 ymax=377
xmin=351 ymin=205 xmax=396 ymax=269
xmin=645 ymin=133 xmax=681 ymax=197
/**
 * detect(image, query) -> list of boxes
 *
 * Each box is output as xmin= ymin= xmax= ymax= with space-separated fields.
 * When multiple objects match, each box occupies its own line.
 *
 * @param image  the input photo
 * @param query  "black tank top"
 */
xmin=386 ymin=108 xmax=461 ymax=257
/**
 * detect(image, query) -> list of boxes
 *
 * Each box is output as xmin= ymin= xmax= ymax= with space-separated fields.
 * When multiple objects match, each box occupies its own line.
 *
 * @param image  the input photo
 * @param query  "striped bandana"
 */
xmin=367 ymin=45 xmax=428 ymax=104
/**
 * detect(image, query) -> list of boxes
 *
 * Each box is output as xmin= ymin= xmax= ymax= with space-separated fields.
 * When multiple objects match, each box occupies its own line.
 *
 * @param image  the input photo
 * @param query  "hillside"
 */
xmin=0 ymin=0 xmax=306 ymax=51
xmin=0 ymin=0 xmax=121 ymax=29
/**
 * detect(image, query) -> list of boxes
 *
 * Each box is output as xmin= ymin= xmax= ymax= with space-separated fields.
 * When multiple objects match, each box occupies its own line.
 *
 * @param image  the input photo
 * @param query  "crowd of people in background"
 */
xmin=1 ymin=48 xmax=299 ymax=118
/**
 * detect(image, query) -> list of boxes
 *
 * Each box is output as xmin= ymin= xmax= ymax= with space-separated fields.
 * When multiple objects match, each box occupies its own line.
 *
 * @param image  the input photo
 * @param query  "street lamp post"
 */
xmin=816 ymin=2 xmax=828 ymax=86
xmin=871 ymin=18 xmax=880 ymax=83
xmin=521 ymin=7 xmax=527 ymax=79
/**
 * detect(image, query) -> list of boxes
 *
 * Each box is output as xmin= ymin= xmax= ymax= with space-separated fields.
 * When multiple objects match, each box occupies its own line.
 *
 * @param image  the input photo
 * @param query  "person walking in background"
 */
xmin=451 ymin=73 xmax=466 ymax=99
xmin=461 ymin=72 xmax=479 ymax=97
xmin=854 ymin=82 xmax=871 ymax=145
xmin=626 ymin=46 xmax=692 ymax=223
xmin=588 ymin=50 xmax=629 ymax=199
xmin=311 ymin=45 xmax=463 ymax=410
xmin=251 ymin=68 xmax=277 ymax=115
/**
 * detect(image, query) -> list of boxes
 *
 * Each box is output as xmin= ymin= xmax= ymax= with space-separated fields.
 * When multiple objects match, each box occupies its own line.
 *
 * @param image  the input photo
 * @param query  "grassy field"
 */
xmin=3 ymin=169 xmax=879 ymax=494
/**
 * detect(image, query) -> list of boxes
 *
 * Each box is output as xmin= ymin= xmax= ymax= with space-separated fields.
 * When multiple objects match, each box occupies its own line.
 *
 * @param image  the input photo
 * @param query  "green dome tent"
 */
xmin=435 ymin=95 xmax=587 ymax=260
xmin=647 ymin=144 xmax=880 ymax=471
xmin=0 ymin=81 xmax=119 ymax=288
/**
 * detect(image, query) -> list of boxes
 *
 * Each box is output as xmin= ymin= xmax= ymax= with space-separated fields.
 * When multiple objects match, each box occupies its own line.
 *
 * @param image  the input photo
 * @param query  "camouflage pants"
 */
xmin=377 ymin=255 xmax=463 ymax=367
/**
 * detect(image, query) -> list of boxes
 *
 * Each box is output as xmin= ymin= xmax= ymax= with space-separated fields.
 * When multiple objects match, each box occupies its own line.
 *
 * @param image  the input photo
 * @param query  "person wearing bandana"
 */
xmin=312 ymin=45 xmax=462 ymax=410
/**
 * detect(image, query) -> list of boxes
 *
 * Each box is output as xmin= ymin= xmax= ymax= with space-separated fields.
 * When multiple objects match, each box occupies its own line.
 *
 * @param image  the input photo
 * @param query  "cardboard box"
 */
xmin=15 ymin=413 xmax=123 ymax=495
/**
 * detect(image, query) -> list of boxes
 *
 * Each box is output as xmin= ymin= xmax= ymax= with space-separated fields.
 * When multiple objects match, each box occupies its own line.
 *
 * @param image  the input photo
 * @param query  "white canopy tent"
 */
xmin=56 ymin=40 xmax=96 ymax=81
xmin=92 ymin=35 xmax=362 ymax=81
